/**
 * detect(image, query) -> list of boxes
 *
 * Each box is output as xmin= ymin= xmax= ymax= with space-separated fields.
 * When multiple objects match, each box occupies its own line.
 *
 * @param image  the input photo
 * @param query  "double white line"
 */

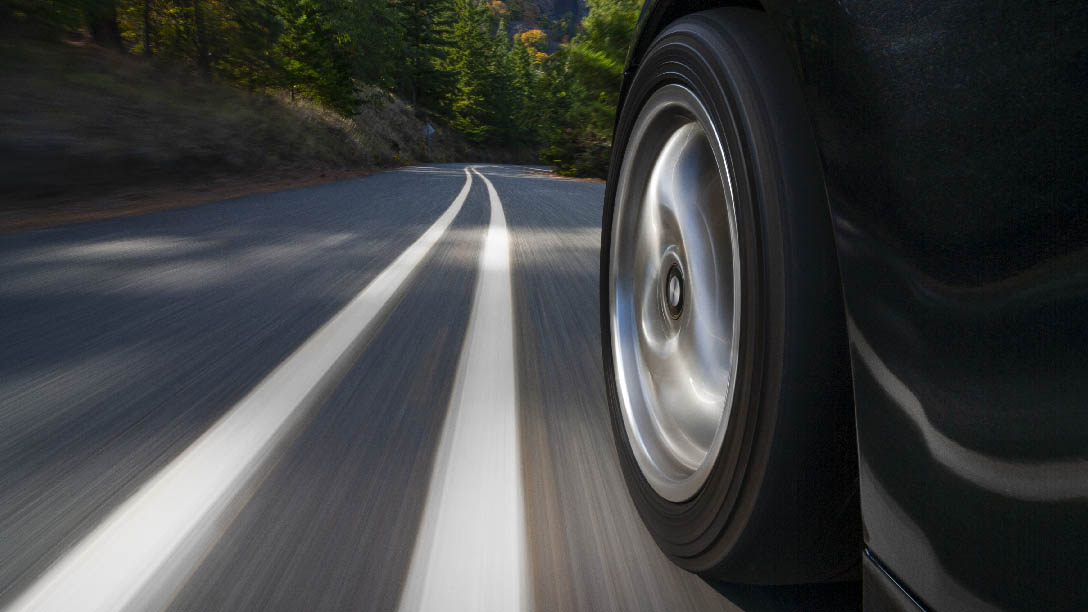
xmin=397 ymin=168 xmax=527 ymax=612
xmin=8 ymin=167 xmax=527 ymax=612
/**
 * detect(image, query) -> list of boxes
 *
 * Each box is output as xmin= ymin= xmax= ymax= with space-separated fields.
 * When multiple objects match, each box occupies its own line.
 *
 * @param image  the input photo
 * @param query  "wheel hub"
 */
xmin=664 ymin=264 xmax=684 ymax=320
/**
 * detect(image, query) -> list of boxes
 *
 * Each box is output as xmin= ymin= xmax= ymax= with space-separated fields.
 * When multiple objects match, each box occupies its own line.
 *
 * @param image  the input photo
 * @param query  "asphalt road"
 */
xmin=0 ymin=164 xmax=859 ymax=611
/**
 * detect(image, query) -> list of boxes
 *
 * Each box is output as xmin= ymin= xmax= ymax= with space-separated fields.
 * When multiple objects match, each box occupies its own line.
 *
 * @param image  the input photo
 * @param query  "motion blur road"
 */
xmin=0 ymin=165 xmax=858 ymax=612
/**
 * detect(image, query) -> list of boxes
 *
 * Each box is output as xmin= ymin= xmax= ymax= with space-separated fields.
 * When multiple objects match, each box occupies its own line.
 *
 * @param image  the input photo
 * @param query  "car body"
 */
xmin=613 ymin=2 xmax=1087 ymax=610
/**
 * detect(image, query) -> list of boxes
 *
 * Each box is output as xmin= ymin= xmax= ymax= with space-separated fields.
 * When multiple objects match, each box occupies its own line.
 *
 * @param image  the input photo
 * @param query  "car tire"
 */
xmin=600 ymin=8 xmax=860 ymax=584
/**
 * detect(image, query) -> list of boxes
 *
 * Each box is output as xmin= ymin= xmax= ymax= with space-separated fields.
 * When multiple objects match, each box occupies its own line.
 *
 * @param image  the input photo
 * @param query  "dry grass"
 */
xmin=352 ymin=86 xmax=471 ymax=165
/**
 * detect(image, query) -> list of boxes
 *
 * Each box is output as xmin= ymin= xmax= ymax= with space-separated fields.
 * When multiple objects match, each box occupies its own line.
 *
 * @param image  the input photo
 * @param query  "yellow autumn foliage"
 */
xmin=520 ymin=29 xmax=546 ymax=49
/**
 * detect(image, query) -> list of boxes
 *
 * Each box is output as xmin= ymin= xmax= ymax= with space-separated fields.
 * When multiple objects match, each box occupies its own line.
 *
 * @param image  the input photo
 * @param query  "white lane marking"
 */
xmin=397 ymin=168 xmax=528 ymax=612
xmin=7 ymin=168 xmax=476 ymax=612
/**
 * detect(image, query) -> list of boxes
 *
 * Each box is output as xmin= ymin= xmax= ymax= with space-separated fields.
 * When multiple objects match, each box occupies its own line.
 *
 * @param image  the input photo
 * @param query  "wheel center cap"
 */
xmin=665 ymin=264 xmax=684 ymax=319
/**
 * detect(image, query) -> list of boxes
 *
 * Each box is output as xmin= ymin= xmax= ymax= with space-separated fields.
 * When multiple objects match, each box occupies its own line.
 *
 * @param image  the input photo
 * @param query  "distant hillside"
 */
xmin=535 ymin=0 xmax=586 ymax=19
xmin=501 ymin=0 xmax=588 ymax=48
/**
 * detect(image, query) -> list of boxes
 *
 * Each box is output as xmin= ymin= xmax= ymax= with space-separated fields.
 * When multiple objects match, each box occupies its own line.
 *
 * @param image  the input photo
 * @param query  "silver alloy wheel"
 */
xmin=609 ymin=84 xmax=742 ymax=503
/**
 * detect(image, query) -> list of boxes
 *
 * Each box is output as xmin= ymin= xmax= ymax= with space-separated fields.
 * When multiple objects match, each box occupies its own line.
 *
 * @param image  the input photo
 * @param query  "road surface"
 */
xmin=0 ymin=165 xmax=858 ymax=611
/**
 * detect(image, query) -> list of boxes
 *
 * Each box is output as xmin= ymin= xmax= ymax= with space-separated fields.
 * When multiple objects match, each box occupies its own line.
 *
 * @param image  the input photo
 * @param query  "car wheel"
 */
xmin=601 ymin=8 xmax=860 ymax=584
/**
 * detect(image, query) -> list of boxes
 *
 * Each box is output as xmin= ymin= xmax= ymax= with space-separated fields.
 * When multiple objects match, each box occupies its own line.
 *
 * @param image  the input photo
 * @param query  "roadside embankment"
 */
xmin=0 ymin=36 xmax=506 ymax=231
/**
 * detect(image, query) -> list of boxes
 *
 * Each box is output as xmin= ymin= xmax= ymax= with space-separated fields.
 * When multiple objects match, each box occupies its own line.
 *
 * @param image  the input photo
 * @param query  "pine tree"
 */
xmin=447 ymin=0 xmax=497 ymax=141
xmin=507 ymin=31 xmax=539 ymax=144
xmin=393 ymin=0 xmax=456 ymax=116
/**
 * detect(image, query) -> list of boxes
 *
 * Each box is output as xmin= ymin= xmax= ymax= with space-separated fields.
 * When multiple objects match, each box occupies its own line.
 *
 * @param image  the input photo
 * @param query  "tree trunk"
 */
xmin=143 ymin=0 xmax=153 ymax=56
xmin=86 ymin=0 xmax=124 ymax=51
xmin=192 ymin=0 xmax=211 ymax=78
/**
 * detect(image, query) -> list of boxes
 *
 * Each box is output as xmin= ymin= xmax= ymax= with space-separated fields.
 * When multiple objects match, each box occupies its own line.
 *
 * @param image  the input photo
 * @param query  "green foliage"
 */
xmin=446 ymin=0 xmax=495 ymax=140
xmin=540 ymin=0 xmax=639 ymax=176
xmin=444 ymin=2 xmax=538 ymax=147
xmin=393 ymin=0 xmax=456 ymax=115
xmin=7 ymin=0 xmax=639 ymax=171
